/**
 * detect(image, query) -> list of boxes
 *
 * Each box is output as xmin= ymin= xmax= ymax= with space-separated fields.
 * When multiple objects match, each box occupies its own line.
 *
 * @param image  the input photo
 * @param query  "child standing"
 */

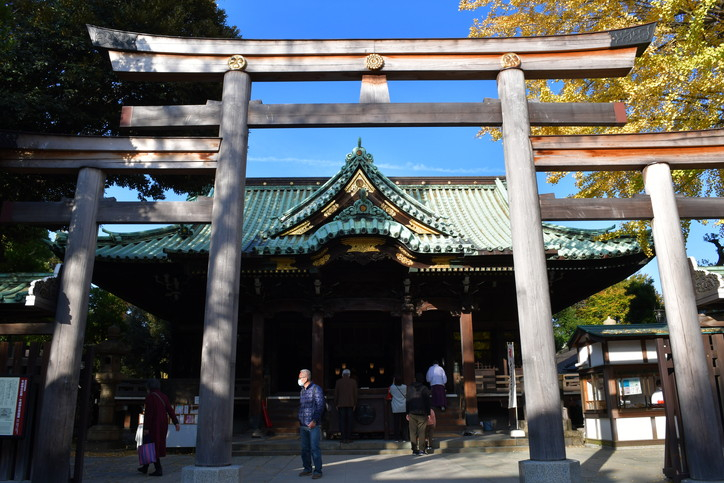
xmin=424 ymin=408 xmax=436 ymax=454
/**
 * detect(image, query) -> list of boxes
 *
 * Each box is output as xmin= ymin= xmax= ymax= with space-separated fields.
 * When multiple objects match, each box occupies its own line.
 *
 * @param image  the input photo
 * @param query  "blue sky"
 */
xmin=104 ymin=0 xmax=718 ymax=294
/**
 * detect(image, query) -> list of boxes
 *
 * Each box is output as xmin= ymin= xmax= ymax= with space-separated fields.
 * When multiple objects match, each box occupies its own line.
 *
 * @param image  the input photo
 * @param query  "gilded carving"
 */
xmin=500 ymin=53 xmax=521 ymax=69
xmin=228 ymin=54 xmax=248 ymax=71
xmin=396 ymin=252 xmax=414 ymax=266
xmin=312 ymin=254 xmax=330 ymax=267
xmin=429 ymin=256 xmax=454 ymax=268
xmin=344 ymin=171 xmax=375 ymax=195
xmin=380 ymin=200 xmax=398 ymax=217
xmin=341 ymin=236 xmax=385 ymax=253
xmin=407 ymin=219 xmax=440 ymax=235
xmin=271 ymin=257 xmax=297 ymax=271
xmin=322 ymin=201 xmax=339 ymax=218
xmin=365 ymin=53 xmax=385 ymax=71
xmin=281 ymin=220 xmax=313 ymax=236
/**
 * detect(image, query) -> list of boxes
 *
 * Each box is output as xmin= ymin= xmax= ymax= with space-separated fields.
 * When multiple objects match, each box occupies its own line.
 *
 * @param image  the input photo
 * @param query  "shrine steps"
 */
xmin=232 ymin=432 xmax=528 ymax=456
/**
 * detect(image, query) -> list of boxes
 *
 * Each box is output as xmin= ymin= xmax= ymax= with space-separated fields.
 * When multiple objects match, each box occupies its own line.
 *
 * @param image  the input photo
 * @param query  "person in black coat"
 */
xmin=405 ymin=373 xmax=431 ymax=455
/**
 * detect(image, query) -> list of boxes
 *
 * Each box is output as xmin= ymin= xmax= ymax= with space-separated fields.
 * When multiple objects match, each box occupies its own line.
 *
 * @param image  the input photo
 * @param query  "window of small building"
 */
xmin=581 ymin=372 xmax=606 ymax=412
xmin=613 ymin=368 xmax=663 ymax=411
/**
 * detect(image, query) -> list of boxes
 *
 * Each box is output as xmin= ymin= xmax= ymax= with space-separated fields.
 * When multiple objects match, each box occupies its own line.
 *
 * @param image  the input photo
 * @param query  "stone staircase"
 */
xmin=232 ymin=428 xmax=584 ymax=456
xmin=264 ymin=395 xmax=466 ymax=438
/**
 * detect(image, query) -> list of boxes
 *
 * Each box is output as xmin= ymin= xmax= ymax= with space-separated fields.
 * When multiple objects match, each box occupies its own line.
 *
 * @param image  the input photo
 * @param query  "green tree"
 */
xmin=122 ymin=306 xmax=171 ymax=379
xmin=86 ymin=286 xmax=128 ymax=346
xmin=1 ymin=0 xmax=239 ymax=203
xmin=86 ymin=287 xmax=171 ymax=378
xmin=1 ymin=0 xmax=237 ymax=275
xmin=460 ymin=0 xmax=724 ymax=238
xmin=553 ymin=274 xmax=663 ymax=349
xmin=0 ymin=226 xmax=57 ymax=272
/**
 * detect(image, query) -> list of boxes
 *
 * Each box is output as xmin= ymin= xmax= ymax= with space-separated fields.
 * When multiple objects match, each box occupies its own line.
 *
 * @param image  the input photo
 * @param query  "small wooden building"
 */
xmin=570 ymin=317 xmax=724 ymax=447
xmin=47 ymin=142 xmax=650 ymax=431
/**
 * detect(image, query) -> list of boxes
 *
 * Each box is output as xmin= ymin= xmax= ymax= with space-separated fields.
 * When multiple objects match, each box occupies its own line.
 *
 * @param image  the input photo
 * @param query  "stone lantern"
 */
xmin=87 ymin=325 xmax=130 ymax=444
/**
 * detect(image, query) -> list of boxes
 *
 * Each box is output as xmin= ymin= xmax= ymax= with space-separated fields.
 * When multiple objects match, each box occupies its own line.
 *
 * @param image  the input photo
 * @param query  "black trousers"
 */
xmin=338 ymin=407 xmax=354 ymax=441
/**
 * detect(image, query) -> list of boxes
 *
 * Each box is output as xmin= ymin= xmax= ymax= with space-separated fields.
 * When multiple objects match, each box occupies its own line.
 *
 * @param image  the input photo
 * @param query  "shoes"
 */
xmin=425 ymin=446 xmax=433 ymax=454
xmin=137 ymin=465 xmax=149 ymax=474
xmin=415 ymin=450 xmax=426 ymax=455
xmin=149 ymin=470 xmax=162 ymax=476
xmin=299 ymin=470 xmax=313 ymax=476
xmin=312 ymin=472 xmax=323 ymax=479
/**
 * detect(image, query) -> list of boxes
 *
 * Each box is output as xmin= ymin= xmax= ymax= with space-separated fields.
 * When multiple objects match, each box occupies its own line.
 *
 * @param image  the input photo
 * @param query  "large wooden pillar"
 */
xmin=498 ymin=62 xmax=578 ymax=481
xmin=401 ymin=309 xmax=415 ymax=385
xmin=249 ymin=312 xmax=265 ymax=433
xmin=643 ymin=162 xmax=724 ymax=481
xmin=312 ymin=311 xmax=325 ymax=388
xmin=194 ymin=69 xmax=251 ymax=468
xmin=459 ymin=311 xmax=479 ymax=425
xmin=32 ymin=168 xmax=104 ymax=483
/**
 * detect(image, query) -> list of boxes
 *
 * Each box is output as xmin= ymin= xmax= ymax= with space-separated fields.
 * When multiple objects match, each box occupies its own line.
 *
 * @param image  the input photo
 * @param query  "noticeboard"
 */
xmin=0 ymin=377 xmax=30 ymax=437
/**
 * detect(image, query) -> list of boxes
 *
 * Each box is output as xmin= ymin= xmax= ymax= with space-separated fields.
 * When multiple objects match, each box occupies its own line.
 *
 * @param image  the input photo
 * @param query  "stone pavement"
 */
xmin=78 ymin=445 xmax=668 ymax=482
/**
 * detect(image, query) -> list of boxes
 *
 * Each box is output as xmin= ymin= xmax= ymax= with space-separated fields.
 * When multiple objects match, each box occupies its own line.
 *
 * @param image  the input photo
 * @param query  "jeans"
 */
xmin=300 ymin=424 xmax=322 ymax=474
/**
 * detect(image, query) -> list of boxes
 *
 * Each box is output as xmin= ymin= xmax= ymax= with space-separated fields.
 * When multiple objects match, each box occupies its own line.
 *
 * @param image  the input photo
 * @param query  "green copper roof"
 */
xmin=57 ymin=143 xmax=644 ymax=264
xmin=571 ymin=323 xmax=724 ymax=345
xmin=0 ymin=272 xmax=54 ymax=304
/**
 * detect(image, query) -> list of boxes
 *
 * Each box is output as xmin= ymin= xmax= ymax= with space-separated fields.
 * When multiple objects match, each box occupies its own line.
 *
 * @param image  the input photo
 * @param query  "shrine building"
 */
xmin=50 ymin=141 xmax=650 ymax=430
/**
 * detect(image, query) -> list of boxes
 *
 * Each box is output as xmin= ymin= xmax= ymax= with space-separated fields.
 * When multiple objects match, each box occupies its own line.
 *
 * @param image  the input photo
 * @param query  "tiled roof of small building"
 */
xmin=570 ymin=323 xmax=724 ymax=346
xmin=57 ymin=143 xmax=644 ymax=263
xmin=0 ymin=272 xmax=54 ymax=305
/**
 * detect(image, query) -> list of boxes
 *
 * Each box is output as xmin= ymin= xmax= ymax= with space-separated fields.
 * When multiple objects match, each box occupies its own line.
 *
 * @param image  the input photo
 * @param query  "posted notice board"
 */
xmin=0 ymin=377 xmax=29 ymax=437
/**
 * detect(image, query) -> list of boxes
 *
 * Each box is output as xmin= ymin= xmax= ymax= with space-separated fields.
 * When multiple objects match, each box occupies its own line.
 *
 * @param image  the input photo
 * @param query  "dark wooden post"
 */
xmin=31 ymin=167 xmax=104 ymax=483
xmin=312 ymin=311 xmax=325 ymax=388
xmin=643 ymin=162 xmax=724 ymax=480
xmin=497 ymin=61 xmax=570 ymax=470
xmin=194 ymin=69 xmax=251 ymax=468
xmin=249 ymin=312 xmax=265 ymax=433
xmin=459 ymin=311 xmax=479 ymax=425
xmin=401 ymin=309 xmax=415 ymax=385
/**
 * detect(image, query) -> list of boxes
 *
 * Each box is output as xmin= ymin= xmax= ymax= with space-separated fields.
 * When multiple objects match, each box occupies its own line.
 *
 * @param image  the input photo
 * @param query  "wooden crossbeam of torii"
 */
xmin=120 ymin=100 xmax=627 ymax=129
xmin=531 ymin=128 xmax=724 ymax=481
xmin=0 ymin=132 xmax=221 ymax=173
xmin=533 ymin=129 xmax=724 ymax=171
xmin=88 ymin=23 xmax=654 ymax=81
xmin=8 ymin=195 xmax=724 ymax=225
xmin=539 ymin=194 xmax=724 ymax=221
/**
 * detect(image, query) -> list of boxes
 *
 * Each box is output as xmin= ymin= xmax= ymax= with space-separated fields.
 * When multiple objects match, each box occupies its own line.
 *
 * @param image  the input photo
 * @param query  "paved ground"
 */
xmin=78 ymin=445 xmax=669 ymax=482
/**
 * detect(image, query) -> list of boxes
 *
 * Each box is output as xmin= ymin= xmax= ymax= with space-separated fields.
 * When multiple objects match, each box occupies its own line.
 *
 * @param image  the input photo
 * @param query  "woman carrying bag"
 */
xmin=138 ymin=379 xmax=180 ymax=477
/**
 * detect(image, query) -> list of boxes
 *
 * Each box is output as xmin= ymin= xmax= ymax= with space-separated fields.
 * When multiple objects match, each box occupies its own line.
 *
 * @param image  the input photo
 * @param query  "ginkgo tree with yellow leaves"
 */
xmin=460 ymin=0 xmax=723 ymax=225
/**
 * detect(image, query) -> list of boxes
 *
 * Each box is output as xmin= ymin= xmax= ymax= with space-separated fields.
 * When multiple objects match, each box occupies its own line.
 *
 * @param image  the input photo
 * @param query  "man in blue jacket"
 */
xmin=298 ymin=368 xmax=325 ymax=479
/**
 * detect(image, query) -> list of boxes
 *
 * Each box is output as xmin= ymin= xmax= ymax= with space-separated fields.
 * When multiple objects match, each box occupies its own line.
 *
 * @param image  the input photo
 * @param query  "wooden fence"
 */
xmin=475 ymin=368 xmax=580 ymax=395
xmin=0 ymin=342 xmax=49 ymax=481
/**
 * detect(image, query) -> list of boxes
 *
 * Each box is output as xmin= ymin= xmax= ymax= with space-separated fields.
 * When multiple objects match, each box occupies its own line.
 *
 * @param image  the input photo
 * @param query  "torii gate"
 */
xmin=0 ymin=23 xmax=659 ymax=482
xmin=533 ymin=129 xmax=724 ymax=482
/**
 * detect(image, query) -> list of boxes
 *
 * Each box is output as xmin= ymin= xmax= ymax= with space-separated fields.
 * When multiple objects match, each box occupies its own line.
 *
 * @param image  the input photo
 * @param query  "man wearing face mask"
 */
xmin=297 ymin=369 xmax=325 ymax=479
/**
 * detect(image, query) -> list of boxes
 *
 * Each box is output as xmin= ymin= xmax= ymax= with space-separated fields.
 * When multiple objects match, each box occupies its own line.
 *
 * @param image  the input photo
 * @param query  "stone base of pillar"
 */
xmin=519 ymin=459 xmax=581 ymax=483
xmin=464 ymin=412 xmax=479 ymax=426
xmin=182 ymin=465 xmax=243 ymax=483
